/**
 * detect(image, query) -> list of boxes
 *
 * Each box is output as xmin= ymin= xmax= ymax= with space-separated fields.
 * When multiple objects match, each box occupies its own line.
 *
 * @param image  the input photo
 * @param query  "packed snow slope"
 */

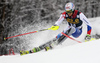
xmin=0 ymin=39 xmax=100 ymax=63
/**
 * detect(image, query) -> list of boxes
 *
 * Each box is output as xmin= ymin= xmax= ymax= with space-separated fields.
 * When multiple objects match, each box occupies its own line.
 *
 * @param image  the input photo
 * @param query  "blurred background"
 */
xmin=0 ymin=0 xmax=100 ymax=55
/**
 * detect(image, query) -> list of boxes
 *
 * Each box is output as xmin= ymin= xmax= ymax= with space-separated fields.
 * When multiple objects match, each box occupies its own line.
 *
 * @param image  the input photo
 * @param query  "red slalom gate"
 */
xmin=0 ymin=48 xmax=15 ymax=56
xmin=9 ymin=48 xmax=15 ymax=55
xmin=61 ymin=32 xmax=82 ymax=43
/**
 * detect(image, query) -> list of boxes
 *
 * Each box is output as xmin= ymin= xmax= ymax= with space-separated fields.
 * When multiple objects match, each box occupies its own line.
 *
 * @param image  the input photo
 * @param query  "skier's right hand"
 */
xmin=50 ymin=25 xmax=59 ymax=30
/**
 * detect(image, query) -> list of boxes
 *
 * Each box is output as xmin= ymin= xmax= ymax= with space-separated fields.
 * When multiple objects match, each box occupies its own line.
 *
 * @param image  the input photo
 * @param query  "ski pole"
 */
xmin=4 ymin=28 xmax=52 ymax=40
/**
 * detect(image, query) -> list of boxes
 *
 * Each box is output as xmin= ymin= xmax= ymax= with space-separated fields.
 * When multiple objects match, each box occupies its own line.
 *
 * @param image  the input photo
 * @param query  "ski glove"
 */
xmin=85 ymin=34 xmax=91 ymax=41
xmin=50 ymin=25 xmax=59 ymax=30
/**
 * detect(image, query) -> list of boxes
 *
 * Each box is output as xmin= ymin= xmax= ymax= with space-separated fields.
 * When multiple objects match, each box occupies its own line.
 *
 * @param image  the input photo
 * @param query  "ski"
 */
xmin=20 ymin=38 xmax=58 ymax=55
xmin=85 ymin=38 xmax=96 ymax=42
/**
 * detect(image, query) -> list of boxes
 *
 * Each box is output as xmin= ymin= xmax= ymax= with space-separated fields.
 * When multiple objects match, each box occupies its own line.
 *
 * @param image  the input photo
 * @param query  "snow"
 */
xmin=0 ymin=17 xmax=100 ymax=63
xmin=0 ymin=39 xmax=100 ymax=63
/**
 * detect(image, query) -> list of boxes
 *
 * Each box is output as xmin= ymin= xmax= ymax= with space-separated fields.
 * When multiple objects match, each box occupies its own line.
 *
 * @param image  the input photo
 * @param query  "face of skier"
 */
xmin=66 ymin=10 xmax=73 ymax=17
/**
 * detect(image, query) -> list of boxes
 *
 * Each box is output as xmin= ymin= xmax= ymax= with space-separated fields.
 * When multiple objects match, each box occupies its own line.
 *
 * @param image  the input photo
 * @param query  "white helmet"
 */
xmin=65 ymin=2 xmax=75 ymax=12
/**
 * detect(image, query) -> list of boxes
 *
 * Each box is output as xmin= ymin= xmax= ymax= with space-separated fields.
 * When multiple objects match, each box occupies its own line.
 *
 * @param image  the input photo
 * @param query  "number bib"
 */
xmin=65 ymin=10 xmax=83 ymax=27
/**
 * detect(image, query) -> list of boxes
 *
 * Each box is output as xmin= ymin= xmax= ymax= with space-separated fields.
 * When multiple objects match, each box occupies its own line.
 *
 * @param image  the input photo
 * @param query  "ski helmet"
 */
xmin=65 ymin=2 xmax=75 ymax=12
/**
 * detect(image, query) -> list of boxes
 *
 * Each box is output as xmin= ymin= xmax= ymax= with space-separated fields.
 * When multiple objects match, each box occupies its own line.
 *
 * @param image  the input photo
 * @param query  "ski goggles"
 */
xmin=66 ymin=10 xmax=73 ymax=13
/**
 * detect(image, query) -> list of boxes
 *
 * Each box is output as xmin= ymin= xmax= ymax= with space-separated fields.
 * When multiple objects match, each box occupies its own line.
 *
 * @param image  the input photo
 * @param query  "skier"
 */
xmin=20 ymin=2 xmax=92 ymax=55
xmin=45 ymin=2 xmax=92 ymax=48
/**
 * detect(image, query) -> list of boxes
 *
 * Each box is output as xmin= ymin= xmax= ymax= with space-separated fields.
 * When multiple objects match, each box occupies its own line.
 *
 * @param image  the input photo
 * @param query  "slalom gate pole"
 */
xmin=61 ymin=32 xmax=82 ymax=43
xmin=4 ymin=28 xmax=51 ymax=40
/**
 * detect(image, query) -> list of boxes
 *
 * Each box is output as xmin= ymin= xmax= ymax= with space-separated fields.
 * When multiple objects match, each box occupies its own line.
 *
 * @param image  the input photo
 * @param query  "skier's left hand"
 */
xmin=85 ymin=34 xmax=91 ymax=41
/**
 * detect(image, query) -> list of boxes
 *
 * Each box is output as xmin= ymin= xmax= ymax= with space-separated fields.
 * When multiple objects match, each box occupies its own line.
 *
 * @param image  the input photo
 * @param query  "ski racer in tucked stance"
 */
xmin=20 ymin=2 xmax=92 ymax=55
